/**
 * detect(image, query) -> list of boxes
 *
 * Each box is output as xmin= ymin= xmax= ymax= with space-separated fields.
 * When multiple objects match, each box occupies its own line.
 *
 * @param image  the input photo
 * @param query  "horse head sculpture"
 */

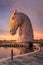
xmin=9 ymin=10 xmax=34 ymax=42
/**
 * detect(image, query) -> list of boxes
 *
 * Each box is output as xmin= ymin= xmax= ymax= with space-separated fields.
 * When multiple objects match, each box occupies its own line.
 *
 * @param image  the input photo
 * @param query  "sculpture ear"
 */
xmin=14 ymin=10 xmax=17 ymax=15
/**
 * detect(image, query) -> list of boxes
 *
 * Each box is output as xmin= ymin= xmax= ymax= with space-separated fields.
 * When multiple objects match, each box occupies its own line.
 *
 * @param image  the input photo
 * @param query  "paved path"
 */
xmin=0 ymin=48 xmax=43 ymax=65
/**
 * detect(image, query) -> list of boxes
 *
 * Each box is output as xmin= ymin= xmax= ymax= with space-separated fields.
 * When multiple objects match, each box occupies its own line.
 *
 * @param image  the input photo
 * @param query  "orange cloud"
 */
xmin=0 ymin=30 xmax=43 ymax=40
xmin=33 ymin=30 xmax=43 ymax=39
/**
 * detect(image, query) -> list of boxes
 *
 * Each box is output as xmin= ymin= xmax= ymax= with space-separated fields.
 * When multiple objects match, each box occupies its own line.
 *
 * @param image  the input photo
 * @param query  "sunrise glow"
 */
xmin=0 ymin=33 xmax=19 ymax=40
xmin=0 ymin=30 xmax=43 ymax=40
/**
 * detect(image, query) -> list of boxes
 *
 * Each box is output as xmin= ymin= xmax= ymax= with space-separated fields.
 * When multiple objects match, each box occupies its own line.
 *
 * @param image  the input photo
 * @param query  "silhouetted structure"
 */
xmin=29 ymin=41 xmax=33 ymax=51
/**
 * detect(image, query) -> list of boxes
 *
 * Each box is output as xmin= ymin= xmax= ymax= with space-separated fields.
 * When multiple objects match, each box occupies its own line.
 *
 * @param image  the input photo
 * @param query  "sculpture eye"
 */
xmin=12 ymin=17 xmax=14 ymax=20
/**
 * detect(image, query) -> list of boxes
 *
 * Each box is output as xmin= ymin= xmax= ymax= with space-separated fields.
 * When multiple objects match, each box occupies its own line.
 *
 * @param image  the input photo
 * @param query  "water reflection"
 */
xmin=0 ymin=47 xmax=19 ymax=59
xmin=0 ymin=47 xmax=27 ymax=59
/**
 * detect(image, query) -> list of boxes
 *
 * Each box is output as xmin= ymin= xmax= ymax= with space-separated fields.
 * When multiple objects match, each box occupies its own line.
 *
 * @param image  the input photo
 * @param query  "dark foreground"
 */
xmin=0 ymin=47 xmax=43 ymax=65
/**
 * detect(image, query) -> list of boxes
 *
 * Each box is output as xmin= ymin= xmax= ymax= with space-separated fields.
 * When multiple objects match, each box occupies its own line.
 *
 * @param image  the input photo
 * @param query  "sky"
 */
xmin=0 ymin=0 xmax=43 ymax=40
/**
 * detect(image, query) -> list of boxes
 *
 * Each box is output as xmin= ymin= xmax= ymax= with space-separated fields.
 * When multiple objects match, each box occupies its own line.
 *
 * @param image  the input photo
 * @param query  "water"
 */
xmin=0 ymin=47 xmax=29 ymax=59
xmin=0 ymin=47 xmax=23 ymax=59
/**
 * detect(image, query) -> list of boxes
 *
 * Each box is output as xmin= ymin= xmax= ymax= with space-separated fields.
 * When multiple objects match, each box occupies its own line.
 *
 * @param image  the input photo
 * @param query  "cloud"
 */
xmin=0 ymin=0 xmax=16 ymax=11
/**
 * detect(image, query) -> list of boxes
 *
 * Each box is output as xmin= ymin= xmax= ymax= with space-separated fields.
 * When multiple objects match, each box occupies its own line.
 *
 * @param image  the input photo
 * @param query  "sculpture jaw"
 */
xmin=10 ymin=31 xmax=15 ymax=35
xmin=9 ymin=29 xmax=16 ymax=35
